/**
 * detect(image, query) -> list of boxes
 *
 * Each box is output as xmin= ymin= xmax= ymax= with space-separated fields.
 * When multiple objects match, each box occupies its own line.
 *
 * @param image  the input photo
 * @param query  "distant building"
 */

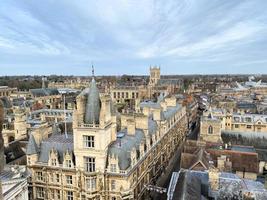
xmin=0 ymin=86 xmax=17 ymax=97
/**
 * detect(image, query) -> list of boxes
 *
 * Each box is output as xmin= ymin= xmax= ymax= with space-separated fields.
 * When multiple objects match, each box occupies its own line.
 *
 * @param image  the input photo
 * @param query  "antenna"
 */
xmin=63 ymin=95 xmax=68 ymax=139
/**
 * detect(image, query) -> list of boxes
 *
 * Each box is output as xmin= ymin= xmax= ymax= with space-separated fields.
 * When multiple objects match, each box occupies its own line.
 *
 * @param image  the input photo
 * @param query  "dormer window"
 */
xmin=110 ymin=164 xmax=117 ymax=173
xmin=49 ymin=148 xmax=59 ymax=167
xmin=245 ymin=117 xmax=252 ymax=122
xmin=208 ymin=125 xmax=213 ymax=134
xmin=234 ymin=117 xmax=240 ymax=122
xmin=65 ymin=159 xmax=72 ymax=168
xmin=51 ymin=158 xmax=57 ymax=166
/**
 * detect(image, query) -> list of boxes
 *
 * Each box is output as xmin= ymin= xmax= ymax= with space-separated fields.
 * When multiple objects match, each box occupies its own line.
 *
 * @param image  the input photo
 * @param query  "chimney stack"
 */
xmin=127 ymin=119 xmax=135 ymax=135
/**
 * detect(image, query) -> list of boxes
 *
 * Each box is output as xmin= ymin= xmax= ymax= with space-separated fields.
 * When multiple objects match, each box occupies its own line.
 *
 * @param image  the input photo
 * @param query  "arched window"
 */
xmin=208 ymin=125 xmax=213 ymax=134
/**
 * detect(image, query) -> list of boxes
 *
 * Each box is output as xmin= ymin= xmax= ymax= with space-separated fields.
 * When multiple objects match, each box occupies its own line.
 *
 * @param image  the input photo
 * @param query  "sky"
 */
xmin=0 ymin=0 xmax=267 ymax=76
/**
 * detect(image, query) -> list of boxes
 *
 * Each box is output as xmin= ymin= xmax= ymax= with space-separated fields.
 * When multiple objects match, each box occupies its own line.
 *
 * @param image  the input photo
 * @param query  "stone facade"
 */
xmin=200 ymin=111 xmax=222 ymax=143
xmin=27 ymin=76 xmax=188 ymax=200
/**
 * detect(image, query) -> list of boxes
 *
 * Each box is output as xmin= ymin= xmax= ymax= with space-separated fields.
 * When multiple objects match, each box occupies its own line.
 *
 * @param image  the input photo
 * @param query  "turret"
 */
xmin=26 ymin=133 xmax=39 ymax=165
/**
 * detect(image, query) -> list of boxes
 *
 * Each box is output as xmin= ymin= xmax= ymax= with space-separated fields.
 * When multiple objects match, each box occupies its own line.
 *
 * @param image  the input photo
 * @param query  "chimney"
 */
xmin=153 ymin=109 xmax=161 ymax=121
xmin=160 ymin=101 xmax=167 ymax=111
xmin=209 ymin=168 xmax=220 ymax=191
xmin=165 ymin=96 xmax=177 ymax=107
xmin=127 ymin=119 xmax=135 ymax=135
xmin=135 ymin=114 xmax=148 ymax=130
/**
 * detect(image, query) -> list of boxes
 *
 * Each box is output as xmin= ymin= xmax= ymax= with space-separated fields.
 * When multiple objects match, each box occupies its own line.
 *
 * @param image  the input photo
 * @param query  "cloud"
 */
xmin=0 ymin=0 xmax=267 ymax=75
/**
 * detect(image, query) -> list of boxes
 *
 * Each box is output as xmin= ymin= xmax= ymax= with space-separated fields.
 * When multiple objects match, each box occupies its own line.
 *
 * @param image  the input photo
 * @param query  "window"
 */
xmin=234 ymin=124 xmax=239 ymax=128
xmin=122 ymin=92 xmax=124 ymax=98
xmin=112 ymin=197 xmax=117 ymax=200
xmin=83 ymin=135 xmax=95 ymax=148
xmin=132 ymin=92 xmax=135 ymax=98
xmin=245 ymin=117 xmax=252 ymax=122
xmin=247 ymin=125 xmax=252 ymax=129
xmin=111 ymin=180 xmax=116 ymax=191
xmin=36 ymin=187 xmax=44 ymax=199
xmin=67 ymin=191 xmax=73 ymax=200
xmin=118 ymin=92 xmax=120 ymax=98
xmin=208 ymin=125 xmax=213 ymax=134
xmin=126 ymin=92 xmax=129 ymax=98
xmin=56 ymin=190 xmax=60 ymax=199
xmin=56 ymin=174 xmax=60 ymax=183
xmin=51 ymin=158 xmax=57 ymax=166
xmin=110 ymin=164 xmax=116 ymax=172
xmin=65 ymin=159 xmax=72 ymax=168
xmin=136 ymin=93 xmax=139 ymax=98
xmin=50 ymin=174 xmax=54 ymax=183
xmin=36 ymin=172 xmax=43 ymax=181
xmin=66 ymin=175 xmax=73 ymax=185
xmin=234 ymin=117 xmax=240 ymax=122
xmin=84 ymin=157 xmax=95 ymax=172
xmin=50 ymin=189 xmax=54 ymax=199
xmin=86 ymin=177 xmax=96 ymax=190
xmin=113 ymin=92 xmax=116 ymax=98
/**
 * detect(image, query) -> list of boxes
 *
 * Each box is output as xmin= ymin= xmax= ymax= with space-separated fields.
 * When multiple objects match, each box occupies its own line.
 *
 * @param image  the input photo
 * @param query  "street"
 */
xmin=149 ymin=123 xmax=200 ymax=200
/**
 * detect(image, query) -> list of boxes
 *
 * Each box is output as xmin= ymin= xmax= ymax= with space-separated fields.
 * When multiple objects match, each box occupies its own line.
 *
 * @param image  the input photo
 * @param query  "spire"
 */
xmin=85 ymin=66 xmax=101 ymax=124
xmin=26 ymin=133 xmax=39 ymax=155
xmin=42 ymin=76 xmax=46 ymax=89
xmin=92 ymin=64 xmax=95 ymax=78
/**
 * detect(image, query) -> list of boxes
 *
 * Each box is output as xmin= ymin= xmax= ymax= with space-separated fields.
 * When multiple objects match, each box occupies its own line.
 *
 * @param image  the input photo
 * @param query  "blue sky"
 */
xmin=0 ymin=0 xmax=267 ymax=75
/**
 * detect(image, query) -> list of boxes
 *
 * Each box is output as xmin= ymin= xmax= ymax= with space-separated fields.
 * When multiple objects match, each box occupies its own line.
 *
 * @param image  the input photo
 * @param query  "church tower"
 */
xmin=200 ymin=108 xmax=222 ymax=143
xmin=73 ymin=67 xmax=117 ymax=173
xmin=149 ymin=66 xmax=160 ymax=86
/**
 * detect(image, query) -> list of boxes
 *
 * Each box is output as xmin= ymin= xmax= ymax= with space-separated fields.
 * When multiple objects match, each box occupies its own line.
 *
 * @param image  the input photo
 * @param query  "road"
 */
xmin=149 ymin=124 xmax=199 ymax=200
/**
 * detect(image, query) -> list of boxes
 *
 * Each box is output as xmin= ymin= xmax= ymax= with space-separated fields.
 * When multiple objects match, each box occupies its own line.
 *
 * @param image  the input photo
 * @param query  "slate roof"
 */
xmin=108 ymin=129 xmax=145 ymax=170
xmin=38 ymin=134 xmax=73 ymax=164
xmin=85 ymin=78 xmax=101 ymax=124
xmin=0 ymin=97 xmax=11 ymax=108
xmin=168 ymin=170 xmax=267 ymax=200
xmin=4 ymin=140 xmax=27 ymax=164
xmin=30 ymin=88 xmax=59 ymax=97
xmin=172 ymin=170 xmax=202 ymax=200
xmin=26 ymin=134 xmax=38 ymax=155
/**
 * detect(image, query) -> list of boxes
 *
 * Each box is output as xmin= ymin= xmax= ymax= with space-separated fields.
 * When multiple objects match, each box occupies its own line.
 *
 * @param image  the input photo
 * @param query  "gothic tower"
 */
xmin=73 ymin=67 xmax=117 ymax=173
xmin=149 ymin=66 xmax=160 ymax=86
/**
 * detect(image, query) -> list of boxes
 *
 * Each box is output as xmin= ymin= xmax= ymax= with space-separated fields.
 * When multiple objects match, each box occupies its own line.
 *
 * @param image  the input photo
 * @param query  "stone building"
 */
xmin=2 ymin=107 xmax=28 ymax=146
xmin=0 ymin=86 xmax=17 ymax=97
xmin=200 ymin=109 xmax=222 ymax=143
xmin=27 ymin=73 xmax=188 ymax=200
xmin=202 ymin=107 xmax=267 ymax=133
xmin=181 ymin=140 xmax=259 ymax=180
xmin=110 ymin=66 xmax=182 ymax=108
xmin=0 ymin=100 xmax=29 ymax=200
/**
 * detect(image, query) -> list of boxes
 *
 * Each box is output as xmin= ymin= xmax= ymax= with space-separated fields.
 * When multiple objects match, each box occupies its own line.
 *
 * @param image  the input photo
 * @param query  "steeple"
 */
xmin=84 ymin=65 xmax=101 ymax=124
xmin=42 ymin=76 xmax=46 ymax=89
